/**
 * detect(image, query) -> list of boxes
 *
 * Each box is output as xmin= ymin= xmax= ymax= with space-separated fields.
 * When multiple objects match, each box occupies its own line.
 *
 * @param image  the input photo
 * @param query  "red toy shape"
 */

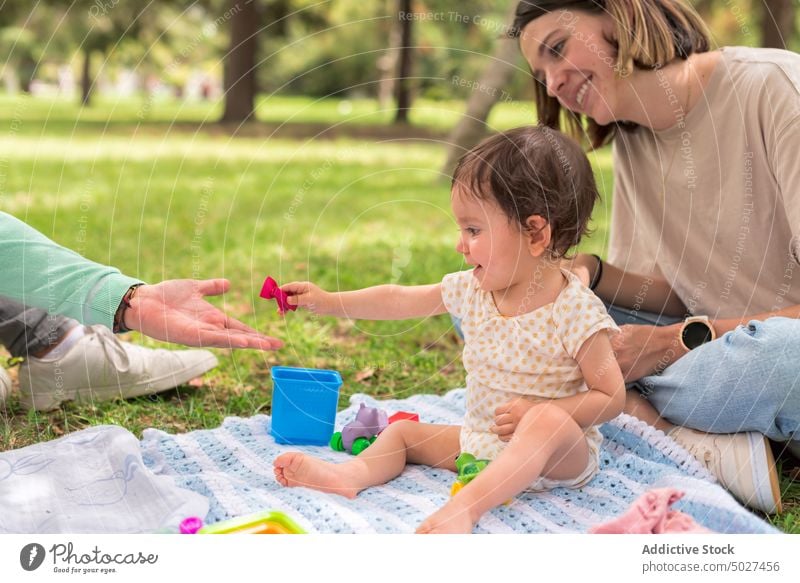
xmin=260 ymin=276 xmax=297 ymax=315
xmin=388 ymin=411 xmax=419 ymax=424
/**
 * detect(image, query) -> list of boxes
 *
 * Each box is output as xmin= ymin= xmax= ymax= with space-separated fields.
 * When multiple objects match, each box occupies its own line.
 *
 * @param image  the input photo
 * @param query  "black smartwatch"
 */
xmin=679 ymin=316 xmax=716 ymax=351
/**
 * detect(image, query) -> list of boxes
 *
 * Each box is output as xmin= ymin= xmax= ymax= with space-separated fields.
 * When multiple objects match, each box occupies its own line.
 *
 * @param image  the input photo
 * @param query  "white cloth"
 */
xmin=0 ymin=425 xmax=208 ymax=533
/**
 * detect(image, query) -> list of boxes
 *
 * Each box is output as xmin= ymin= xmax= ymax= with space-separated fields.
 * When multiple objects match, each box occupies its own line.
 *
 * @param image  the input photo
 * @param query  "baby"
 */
xmin=274 ymin=126 xmax=625 ymax=533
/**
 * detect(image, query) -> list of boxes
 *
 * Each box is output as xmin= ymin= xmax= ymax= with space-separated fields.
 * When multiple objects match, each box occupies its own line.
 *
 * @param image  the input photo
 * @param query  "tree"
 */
xmin=70 ymin=1 xmax=150 ymax=106
xmin=393 ymin=0 xmax=414 ymax=124
xmin=221 ymin=0 xmax=260 ymax=123
xmin=0 ymin=27 xmax=38 ymax=92
xmin=761 ymin=0 xmax=795 ymax=49
xmin=441 ymin=3 xmax=520 ymax=175
xmin=377 ymin=2 xmax=402 ymax=110
xmin=0 ymin=1 xmax=71 ymax=94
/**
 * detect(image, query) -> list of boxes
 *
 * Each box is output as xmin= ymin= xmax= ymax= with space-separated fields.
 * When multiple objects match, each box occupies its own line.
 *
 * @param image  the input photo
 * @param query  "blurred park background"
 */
xmin=0 ymin=1 xmax=798 ymax=529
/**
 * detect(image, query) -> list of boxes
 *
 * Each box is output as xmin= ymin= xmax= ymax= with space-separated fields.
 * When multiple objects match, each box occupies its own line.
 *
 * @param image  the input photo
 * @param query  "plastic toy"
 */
xmin=330 ymin=403 xmax=388 ymax=455
xmin=271 ymin=366 xmax=342 ymax=445
xmin=449 ymin=453 xmax=490 ymax=497
xmin=260 ymin=276 xmax=297 ymax=315
xmin=450 ymin=453 xmax=512 ymax=504
xmin=388 ymin=411 xmax=419 ymax=424
xmin=179 ymin=516 xmax=204 ymax=534
xmin=197 ymin=510 xmax=305 ymax=534
xmin=330 ymin=404 xmax=419 ymax=455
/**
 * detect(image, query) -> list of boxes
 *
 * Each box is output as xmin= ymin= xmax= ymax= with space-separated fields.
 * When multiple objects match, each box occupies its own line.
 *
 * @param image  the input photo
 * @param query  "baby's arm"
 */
xmin=551 ymin=329 xmax=626 ymax=427
xmin=281 ymin=281 xmax=447 ymax=320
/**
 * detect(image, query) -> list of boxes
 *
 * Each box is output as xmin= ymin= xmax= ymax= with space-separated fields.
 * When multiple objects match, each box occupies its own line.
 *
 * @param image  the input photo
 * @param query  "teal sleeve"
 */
xmin=0 ymin=211 xmax=144 ymax=329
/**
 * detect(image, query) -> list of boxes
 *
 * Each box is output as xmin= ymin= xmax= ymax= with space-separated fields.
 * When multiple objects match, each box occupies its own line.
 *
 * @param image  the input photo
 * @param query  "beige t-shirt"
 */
xmin=609 ymin=47 xmax=800 ymax=319
xmin=441 ymin=269 xmax=619 ymax=463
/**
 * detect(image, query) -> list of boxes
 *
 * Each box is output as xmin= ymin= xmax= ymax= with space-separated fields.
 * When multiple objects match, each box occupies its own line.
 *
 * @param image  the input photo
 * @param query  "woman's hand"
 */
xmin=124 ymin=279 xmax=283 ymax=350
xmin=611 ymin=323 xmax=687 ymax=381
xmin=280 ymin=281 xmax=338 ymax=316
xmin=491 ymin=396 xmax=545 ymax=442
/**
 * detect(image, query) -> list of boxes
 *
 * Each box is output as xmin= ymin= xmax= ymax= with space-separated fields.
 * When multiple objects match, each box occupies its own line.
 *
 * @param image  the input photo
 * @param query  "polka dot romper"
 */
xmin=441 ymin=269 xmax=620 ymax=490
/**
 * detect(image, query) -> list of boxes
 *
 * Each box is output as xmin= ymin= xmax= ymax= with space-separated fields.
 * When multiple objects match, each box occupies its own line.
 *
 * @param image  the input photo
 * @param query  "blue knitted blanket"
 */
xmin=140 ymin=389 xmax=777 ymax=534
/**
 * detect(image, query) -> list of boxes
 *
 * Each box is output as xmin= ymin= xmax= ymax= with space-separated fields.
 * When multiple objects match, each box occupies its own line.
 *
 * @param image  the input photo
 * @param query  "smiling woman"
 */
xmin=512 ymin=0 xmax=708 ymax=146
xmin=509 ymin=0 xmax=800 ymax=516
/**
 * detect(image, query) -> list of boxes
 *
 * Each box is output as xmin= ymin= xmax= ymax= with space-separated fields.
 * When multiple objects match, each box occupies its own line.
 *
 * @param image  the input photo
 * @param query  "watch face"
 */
xmin=683 ymin=321 xmax=713 ymax=349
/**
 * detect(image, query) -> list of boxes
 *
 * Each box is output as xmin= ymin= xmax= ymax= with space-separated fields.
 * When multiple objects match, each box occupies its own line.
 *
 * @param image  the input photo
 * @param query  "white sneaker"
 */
xmin=17 ymin=325 xmax=218 ymax=411
xmin=0 ymin=366 xmax=11 ymax=403
xmin=670 ymin=426 xmax=782 ymax=514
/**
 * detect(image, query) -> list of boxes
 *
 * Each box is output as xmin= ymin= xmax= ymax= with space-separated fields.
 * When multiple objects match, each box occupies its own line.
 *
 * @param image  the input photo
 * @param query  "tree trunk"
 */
xmin=394 ymin=0 xmax=413 ymax=124
xmin=18 ymin=55 xmax=35 ymax=93
xmin=377 ymin=0 xmax=402 ymax=110
xmin=761 ymin=0 xmax=795 ymax=49
xmin=441 ymin=4 xmax=520 ymax=176
xmin=221 ymin=0 xmax=259 ymax=123
xmin=80 ymin=47 xmax=92 ymax=106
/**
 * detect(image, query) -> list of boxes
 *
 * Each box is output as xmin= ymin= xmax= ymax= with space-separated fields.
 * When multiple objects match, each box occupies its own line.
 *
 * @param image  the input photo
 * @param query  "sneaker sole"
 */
xmin=21 ymin=353 xmax=218 ymax=411
xmin=748 ymin=432 xmax=783 ymax=514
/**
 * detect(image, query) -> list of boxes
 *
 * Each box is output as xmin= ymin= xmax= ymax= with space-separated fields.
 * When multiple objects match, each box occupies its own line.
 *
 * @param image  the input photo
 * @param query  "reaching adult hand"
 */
xmin=123 ymin=279 xmax=283 ymax=350
xmin=611 ymin=323 xmax=686 ymax=382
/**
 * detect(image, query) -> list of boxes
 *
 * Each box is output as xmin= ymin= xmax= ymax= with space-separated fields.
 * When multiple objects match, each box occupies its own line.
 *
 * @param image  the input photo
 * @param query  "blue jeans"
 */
xmin=451 ymin=306 xmax=800 ymax=443
xmin=608 ymin=305 xmax=800 ymax=443
xmin=0 ymin=296 xmax=75 ymax=358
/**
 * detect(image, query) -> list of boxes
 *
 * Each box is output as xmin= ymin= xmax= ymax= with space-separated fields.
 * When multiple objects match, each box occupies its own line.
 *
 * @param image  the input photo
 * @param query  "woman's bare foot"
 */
xmin=273 ymin=452 xmax=364 ymax=499
xmin=415 ymin=499 xmax=477 ymax=534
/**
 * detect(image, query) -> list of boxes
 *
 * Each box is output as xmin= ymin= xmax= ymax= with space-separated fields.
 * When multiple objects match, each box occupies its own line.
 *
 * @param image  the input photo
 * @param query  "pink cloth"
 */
xmin=259 ymin=277 xmax=297 ymax=315
xmin=590 ymin=488 xmax=713 ymax=534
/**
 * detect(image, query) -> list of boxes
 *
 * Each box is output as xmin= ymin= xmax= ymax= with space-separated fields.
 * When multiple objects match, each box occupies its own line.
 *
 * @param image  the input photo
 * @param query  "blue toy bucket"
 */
xmin=270 ymin=366 xmax=342 ymax=445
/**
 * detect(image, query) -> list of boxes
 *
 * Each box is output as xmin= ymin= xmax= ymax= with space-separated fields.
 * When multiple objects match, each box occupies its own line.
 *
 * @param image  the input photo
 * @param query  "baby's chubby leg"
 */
xmin=417 ymin=403 xmax=590 ymax=533
xmin=273 ymin=421 xmax=460 ymax=499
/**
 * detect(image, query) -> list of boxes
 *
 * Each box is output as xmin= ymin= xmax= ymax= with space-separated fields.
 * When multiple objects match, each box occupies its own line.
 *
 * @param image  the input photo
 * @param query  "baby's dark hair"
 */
xmin=451 ymin=125 xmax=599 ymax=258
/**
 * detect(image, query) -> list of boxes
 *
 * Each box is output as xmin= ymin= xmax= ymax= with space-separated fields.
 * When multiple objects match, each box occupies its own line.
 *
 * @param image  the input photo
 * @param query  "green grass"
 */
xmin=0 ymin=94 xmax=794 ymax=531
xmin=0 ymin=93 xmax=537 ymax=136
xmin=1 ymin=95 xmax=556 ymax=446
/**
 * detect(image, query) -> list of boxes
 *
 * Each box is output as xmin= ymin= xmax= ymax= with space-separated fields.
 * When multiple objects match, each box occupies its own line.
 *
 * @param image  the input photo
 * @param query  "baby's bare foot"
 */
xmin=416 ymin=500 xmax=477 ymax=534
xmin=273 ymin=452 xmax=362 ymax=499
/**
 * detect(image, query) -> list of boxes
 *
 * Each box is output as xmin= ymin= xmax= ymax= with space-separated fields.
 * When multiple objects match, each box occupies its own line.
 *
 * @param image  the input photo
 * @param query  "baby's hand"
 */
xmin=491 ymin=396 xmax=544 ymax=442
xmin=280 ymin=281 xmax=336 ymax=315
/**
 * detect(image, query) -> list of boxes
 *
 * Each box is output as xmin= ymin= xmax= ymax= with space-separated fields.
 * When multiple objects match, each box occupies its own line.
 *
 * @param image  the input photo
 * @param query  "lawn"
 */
xmin=0 ymin=94 xmax=795 ymax=532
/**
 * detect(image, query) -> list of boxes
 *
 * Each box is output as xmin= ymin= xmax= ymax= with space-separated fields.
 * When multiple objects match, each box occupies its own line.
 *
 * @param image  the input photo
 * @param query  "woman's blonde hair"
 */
xmin=511 ymin=0 xmax=711 ymax=149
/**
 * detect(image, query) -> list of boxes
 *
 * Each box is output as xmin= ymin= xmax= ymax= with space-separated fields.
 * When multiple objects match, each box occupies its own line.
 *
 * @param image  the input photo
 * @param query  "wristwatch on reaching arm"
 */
xmin=679 ymin=315 xmax=716 ymax=351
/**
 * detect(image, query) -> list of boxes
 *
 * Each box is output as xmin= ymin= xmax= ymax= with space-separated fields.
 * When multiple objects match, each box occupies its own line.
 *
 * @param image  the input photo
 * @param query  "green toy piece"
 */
xmin=330 ymin=431 xmax=345 ymax=452
xmin=455 ymin=453 xmax=490 ymax=485
xmin=450 ymin=452 xmax=491 ymax=496
xmin=451 ymin=453 xmax=512 ymax=504
xmin=350 ymin=436 xmax=372 ymax=456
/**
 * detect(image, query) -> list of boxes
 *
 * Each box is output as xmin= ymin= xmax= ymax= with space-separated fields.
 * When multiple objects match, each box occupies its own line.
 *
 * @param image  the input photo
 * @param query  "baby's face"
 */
xmin=451 ymin=187 xmax=536 ymax=294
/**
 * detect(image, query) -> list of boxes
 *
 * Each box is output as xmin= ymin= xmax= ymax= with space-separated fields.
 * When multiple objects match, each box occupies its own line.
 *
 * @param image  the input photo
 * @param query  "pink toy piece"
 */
xmin=179 ymin=516 xmax=204 ymax=534
xmin=260 ymin=276 xmax=297 ymax=315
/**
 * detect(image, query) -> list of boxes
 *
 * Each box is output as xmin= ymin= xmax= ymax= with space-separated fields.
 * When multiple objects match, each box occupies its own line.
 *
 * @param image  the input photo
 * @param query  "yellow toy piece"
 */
xmin=198 ymin=510 xmax=305 ymax=534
